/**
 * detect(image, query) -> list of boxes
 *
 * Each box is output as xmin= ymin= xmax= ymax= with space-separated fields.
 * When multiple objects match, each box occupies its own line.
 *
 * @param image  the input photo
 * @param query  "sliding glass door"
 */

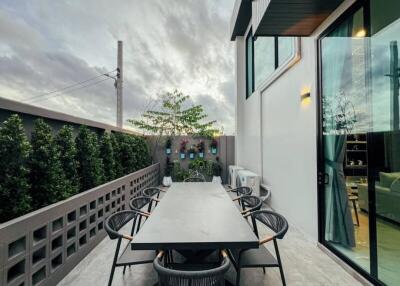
xmin=319 ymin=1 xmax=400 ymax=285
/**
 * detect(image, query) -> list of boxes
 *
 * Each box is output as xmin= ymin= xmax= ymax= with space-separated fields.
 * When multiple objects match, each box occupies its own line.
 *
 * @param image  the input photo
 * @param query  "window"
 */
xmin=254 ymin=37 xmax=275 ymax=88
xmin=245 ymin=31 xmax=296 ymax=99
xmin=278 ymin=37 xmax=295 ymax=66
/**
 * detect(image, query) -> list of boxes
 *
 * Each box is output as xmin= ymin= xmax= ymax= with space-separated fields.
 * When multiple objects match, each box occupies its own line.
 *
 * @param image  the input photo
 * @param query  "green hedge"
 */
xmin=0 ymin=114 xmax=151 ymax=223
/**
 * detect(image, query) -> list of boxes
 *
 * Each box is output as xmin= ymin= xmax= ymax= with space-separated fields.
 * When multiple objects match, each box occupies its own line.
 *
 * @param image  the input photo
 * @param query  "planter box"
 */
xmin=211 ymin=148 xmax=217 ymax=154
xmin=166 ymin=148 xmax=171 ymax=155
xmin=189 ymin=153 xmax=195 ymax=159
xmin=199 ymin=152 xmax=204 ymax=158
xmin=180 ymin=153 xmax=186 ymax=159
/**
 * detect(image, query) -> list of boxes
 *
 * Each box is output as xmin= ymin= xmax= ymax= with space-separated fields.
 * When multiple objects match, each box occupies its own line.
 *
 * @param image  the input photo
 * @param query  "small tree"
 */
xmin=55 ymin=125 xmax=79 ymax=196
xmin=0 ymin=114 xmax=32 ymax=222
xmin=128 ymin=89 xmax=217 ymax=137
xmin=75 ymin=126 xmax=104 ymax=191
xmin=100 ymin=132 xmax=116 ymax=181
xmin=29 ymin=119 xmax=70 ymax=209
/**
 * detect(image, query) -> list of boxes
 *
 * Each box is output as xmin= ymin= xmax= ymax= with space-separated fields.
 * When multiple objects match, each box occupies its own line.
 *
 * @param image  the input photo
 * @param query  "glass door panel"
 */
xmin=370 ymin=1 xmax=400 ymax=284
xmin=321 ymin=6 xmax=371 ymax=273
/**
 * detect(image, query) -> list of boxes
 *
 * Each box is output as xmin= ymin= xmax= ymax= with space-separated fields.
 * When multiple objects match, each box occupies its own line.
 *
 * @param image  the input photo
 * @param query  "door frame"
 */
xmin=316 ymin=0 xmax=382 ymax=285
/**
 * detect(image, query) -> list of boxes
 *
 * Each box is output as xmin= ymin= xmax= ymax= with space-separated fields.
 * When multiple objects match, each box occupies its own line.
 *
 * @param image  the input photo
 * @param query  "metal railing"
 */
xmin=0 ymin=163 xmax=160 ymax=286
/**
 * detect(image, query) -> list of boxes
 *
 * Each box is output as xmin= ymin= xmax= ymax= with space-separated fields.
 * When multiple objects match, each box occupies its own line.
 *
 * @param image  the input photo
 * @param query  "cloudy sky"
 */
xmin=0 ymin=0 xmax=236 ymax=134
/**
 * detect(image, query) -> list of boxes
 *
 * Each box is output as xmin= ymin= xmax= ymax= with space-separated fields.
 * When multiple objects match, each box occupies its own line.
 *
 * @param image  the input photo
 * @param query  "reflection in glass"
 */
xmin=278 ymin=37 xmax=295 ymax=66
xmin=370 ymin=1 xmax=400 ymax=284
xmin=321 ymin=7 xmax=370 ymax=273
xmin=254 ymin=37 xmax=275 ymax=88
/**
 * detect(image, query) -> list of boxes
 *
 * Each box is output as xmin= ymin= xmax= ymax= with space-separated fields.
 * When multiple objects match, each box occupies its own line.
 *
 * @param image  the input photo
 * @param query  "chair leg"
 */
xmin=263 ymin=267 xmax=266 ymax=274
xmin=236 ymin=267 xmax=241 ymax=286
xmin=108 ymin=239 xmax=121 ymax=286
xmin=123 ymin=266 xmax=127 ymax=274
xmin=274 ymin=240 xmax=286 ymax=286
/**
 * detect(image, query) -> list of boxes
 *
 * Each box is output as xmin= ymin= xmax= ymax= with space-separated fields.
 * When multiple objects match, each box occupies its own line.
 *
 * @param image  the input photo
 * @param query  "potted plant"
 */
xmin=188 ymin=144 xmax=196 ymax=160
xmin=197 ymin=141 xmax=205 ymax=158
xmin=211 ymin=157 xmax=223 ymax=184
xmin=165 ymin=137 xmax=172 ymax=155
xmin=180 ymin=139 xmax=188 ymax=159
xmin=163 ymin=157 xmax=173 ymax=187
xmin=210 ymin=139 xmax=218 ymax=155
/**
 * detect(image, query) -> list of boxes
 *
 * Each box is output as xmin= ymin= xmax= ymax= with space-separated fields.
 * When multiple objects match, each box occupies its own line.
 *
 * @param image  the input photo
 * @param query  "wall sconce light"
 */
xmin=300 ymin=87 xmax=311 ymax=105
xmin=301 ymin=92 xmax=311 ymax=101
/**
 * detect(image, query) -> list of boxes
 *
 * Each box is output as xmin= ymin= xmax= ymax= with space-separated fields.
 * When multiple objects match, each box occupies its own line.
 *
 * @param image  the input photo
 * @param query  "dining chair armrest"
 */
xmin=232 ymin=197 xmax=240 ymax=202
xmin=157 ymin=250 xmax=165 ymax=259
xmin=152 ymin=198 xmax=161 ymax=203
xmin=259 ymin=235 xmax=274 ymax=245
xmin=122 ymin=234 xmax=134 ymax=241
xmin=159 ymin=189 xmax=167 ymax=192
xmin=221 ymin=249 xmax=228 ymax=258
xmin=241 ymin=209 xmax=251 ymax=215
xmin=243 ymin=212 xmax=252 ymax=218
xmin=141 ymin=211 xmax=151 ymax=217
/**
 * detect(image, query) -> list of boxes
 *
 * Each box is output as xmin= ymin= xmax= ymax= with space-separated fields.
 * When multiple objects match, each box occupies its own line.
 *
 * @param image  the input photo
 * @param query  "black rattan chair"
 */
xmin=154 ymin=250 xmax=230 ymax=286
xmin=105 ymin=210 xmax=155 ymax=286
xmin=184 ymin=171 xmax=206 ymax=182
xmin=230 ymin=186 xmax=252 ymax=197
xmin=142 ymin=187 xmax=165 ymax=208
xmin=129 ymin=196 xmax=158 ymax=234
xmin=234 ymin=195 xmax=263 ymax=215
xmin=230 ymin=210 xmax=288 ymax=286
xmin=184 ymin=174 xmax=206 ymax=183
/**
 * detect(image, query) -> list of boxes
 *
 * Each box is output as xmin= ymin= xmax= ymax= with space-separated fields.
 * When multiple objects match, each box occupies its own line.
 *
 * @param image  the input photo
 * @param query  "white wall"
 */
xmin=234 ymin=0 xmax=356 ymax=242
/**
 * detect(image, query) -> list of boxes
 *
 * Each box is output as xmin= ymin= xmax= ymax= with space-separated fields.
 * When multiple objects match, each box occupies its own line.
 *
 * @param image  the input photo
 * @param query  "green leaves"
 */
xmin=0 ymin=114 xmax=31 ymax=223
xmin=29 ymin=119 xmax=70 ymax=209
xmin=0 ymin=114 xmax=151 ymax=223
xmin=56 ymin=125 xmax=80 ymax=196
xmin=75 ymin=126 xmax=104 ymax=191
xmin=100 ymin=132 xmax=116 ymax=182
xmin=128 ymin=89 xmax=217 ymax=137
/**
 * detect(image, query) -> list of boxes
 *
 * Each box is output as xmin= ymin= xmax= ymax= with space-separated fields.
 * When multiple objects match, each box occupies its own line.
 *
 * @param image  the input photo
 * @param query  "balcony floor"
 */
xmin=59 ymin=190 xmax=363 ymax=286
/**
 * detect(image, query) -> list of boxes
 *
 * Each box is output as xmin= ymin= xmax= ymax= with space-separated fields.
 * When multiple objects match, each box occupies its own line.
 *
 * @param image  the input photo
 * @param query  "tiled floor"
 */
xmin=59 ymin=189 xmax=363 ymax=286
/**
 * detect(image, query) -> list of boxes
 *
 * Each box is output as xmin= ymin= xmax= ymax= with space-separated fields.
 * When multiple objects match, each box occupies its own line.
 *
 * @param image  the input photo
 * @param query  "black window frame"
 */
xmin=246 ymin=33 xmax=296 ymax=99
xmin=245 ymin=29 xmax=255 ymax=99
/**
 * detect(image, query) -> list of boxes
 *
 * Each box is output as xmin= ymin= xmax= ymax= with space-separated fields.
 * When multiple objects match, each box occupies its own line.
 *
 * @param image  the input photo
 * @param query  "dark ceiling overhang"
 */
xmin=254 ymin=0 xmax=345 ymax=36
xmin=230 ymin=0 xmax=252 ymax=40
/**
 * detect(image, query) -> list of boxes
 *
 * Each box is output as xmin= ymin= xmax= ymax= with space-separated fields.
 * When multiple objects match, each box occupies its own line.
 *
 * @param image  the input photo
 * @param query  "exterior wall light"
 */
xmin=300 ymin=87 xmax=311 ymax=106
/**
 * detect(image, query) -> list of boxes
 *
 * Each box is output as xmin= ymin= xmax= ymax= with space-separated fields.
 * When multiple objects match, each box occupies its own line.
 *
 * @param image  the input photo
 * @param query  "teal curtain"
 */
xmin=323 ymin=17 xmax=356 ymax=247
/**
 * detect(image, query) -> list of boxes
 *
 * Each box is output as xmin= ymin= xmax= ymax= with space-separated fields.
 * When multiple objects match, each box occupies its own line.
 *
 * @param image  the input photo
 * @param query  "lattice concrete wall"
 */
xmin=0 ymin=163 xmax=160 ymax=286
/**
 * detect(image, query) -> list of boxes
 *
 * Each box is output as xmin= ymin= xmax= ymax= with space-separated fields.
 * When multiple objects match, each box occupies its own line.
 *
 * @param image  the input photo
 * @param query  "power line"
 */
xmin=29 ymin=77 xmax=111 ymax=104
xmin=23 ymin=69 xmax=117 ymax=103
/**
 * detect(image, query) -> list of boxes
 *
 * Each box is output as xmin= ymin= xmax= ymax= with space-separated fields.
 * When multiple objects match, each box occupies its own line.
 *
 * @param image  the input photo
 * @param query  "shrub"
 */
xmin=135 ymin=136 xmax=150 ymax=170
xmin=111 ymin=132 xmax=123 ymax=178
xmin=55 ymin=125 xmax=80 ymax=196
xmin=0 ymin=114 xmax=32 ymax=222
xmin=29 ymin=119 xmax=70 ymax=209
xmin=76 ymin=126 xmax=104 ymax=191
xmin=100 ymin=132 xmax=116 ymax=181
xmin=113 ymin=133 xmax=150 ymax=175
xmin=172 ymin=161 xmax=189 ymax=182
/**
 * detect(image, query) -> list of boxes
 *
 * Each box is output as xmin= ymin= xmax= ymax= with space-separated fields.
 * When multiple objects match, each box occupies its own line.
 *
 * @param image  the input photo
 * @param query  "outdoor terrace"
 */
xmin=58 ymin=187 xmax=363 ymax=286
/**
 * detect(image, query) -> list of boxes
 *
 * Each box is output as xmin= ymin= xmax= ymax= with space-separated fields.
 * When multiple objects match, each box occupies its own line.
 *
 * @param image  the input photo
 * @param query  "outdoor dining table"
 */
xmin=131 ymin=182 xmax=259 ymax=284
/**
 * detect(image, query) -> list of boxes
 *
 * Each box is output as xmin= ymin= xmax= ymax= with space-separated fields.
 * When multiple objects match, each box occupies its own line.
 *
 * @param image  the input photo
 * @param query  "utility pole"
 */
xmin=116 ymin=41 xmax=123 ymax=128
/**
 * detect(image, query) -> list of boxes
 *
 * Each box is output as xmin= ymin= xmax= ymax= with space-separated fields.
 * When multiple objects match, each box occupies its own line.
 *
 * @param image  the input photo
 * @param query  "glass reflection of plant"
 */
xmin=323 ymin=90 xmax=357 ymax=134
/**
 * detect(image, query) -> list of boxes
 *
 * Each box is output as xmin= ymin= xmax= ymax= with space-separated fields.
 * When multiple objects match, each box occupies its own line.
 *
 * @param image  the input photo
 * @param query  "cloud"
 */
xmin=0 ymin=0 xmax=235 ymax=134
